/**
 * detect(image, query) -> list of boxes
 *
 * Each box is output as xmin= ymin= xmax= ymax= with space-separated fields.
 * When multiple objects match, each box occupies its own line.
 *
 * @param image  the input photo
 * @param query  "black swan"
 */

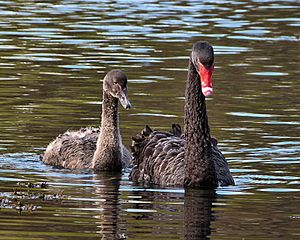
xmin=42 ymin=70 xmax=132 ymax=171
xmin=130 ymin=41 xmax=234 ymax=188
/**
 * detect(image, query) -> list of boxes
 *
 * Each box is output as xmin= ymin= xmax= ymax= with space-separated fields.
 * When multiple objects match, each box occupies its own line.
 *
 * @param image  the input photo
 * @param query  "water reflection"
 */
xmin=92 ymin=173 xmax=125 ymax=239
xmin=184 ymin=189 xmax=215 ymax=240
xmin=0 ymin=0 xmax=300 ymax=239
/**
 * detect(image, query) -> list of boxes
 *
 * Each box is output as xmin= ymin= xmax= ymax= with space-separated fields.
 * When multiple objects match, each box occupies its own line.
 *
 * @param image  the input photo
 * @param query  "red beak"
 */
xmin=199 ymin=63 xmax=214 ymax=97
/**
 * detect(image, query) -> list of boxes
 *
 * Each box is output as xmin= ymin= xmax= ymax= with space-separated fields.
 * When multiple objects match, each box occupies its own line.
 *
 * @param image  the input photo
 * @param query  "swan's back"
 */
xmin=42 ymin=127 xmax=99 ymax=169
xmin=42 ymin=127 xmax=132 ymax=169
xmin=130 ymin=125 xmax=234 ymax=186
xmin=131 ymin=127 xmax=185 ymax=185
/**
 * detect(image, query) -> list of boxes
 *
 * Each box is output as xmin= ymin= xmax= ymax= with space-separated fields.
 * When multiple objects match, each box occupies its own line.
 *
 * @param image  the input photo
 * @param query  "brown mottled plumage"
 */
xmin=42 ymin=70 xmax=132 ymax=171
xmin=130 ymin=42 xmax=234 ymax=188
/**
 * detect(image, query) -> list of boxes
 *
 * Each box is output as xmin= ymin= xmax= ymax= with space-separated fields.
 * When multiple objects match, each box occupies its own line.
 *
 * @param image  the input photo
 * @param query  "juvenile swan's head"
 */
xmin=103 ymin=70 xmax=131 ymax=109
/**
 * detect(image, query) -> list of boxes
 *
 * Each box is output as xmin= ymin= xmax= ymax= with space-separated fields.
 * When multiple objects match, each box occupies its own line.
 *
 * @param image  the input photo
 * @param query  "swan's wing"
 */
xmin=211 ymin=143 xmax=235 ymax=186
xmin=130 ymin=125 xmax=185 ymax=186
xmin=121 ymin=144 xmax=132 ymax=169
xmin=130 ymin=125 xmax=234 ymax=187
xmin=42 ymin=128 xmax=99 ymax=169
xmin=42 ymin=127 xmax=131 ymax=169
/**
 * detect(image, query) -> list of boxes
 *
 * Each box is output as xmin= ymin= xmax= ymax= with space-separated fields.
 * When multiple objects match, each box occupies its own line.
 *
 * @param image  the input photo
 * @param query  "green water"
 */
xmin=0 ymin=0 xmax=299 ymax=239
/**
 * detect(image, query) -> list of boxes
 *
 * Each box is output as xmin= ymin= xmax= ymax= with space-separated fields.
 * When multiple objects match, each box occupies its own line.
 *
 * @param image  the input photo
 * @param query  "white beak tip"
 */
xmin=202 ymin=87 xmax=213 ymax=97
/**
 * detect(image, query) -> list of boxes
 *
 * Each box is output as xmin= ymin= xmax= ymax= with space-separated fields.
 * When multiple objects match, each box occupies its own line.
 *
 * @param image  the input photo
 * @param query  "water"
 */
xmin=0 ymin=0 xmax=299 ymax=239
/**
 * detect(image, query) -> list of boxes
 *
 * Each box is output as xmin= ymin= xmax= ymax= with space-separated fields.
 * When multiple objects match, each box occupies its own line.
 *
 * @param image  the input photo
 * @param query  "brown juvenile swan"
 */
xmin=130 ymin=41 xmax=234 ymax=188
xmin=42 ymin=69 xmax=132 ymax=171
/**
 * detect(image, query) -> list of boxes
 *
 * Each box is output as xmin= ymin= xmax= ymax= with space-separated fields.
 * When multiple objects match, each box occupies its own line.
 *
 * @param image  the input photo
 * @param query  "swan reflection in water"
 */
xmin=184 ymin=189 xmax=216 ymax=240
xmin=92 ymin=173 xmax=216 ymax=239
xmin=92 ymin=173 xmax=126 ymax=239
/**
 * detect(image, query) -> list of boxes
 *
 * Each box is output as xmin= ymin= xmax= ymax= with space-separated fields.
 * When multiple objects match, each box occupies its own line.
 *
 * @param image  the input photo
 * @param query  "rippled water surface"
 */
xmin=0 ymin=0 xmax=299 ymax=239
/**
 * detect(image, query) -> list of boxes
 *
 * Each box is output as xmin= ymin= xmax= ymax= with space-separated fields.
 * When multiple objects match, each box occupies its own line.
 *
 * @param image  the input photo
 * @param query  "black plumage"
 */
xmin=130 ymin=42 xmax=234 ymax=188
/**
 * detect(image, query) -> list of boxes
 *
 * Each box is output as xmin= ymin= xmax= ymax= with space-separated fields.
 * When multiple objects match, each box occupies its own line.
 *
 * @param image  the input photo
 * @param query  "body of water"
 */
xmin=0 ymin=0 xmax=299 ymax=239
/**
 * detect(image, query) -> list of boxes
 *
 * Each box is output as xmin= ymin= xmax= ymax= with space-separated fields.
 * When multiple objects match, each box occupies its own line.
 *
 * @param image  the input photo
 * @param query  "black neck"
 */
xmin=183 ymin=58 xmax=217 ymax=188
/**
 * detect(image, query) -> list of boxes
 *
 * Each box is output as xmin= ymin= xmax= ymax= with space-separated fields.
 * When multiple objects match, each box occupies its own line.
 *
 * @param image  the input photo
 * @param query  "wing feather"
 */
xmin=130 ymin=124 xmax=234 ymax=186
xmin=42 ymin=127 xmax=130 ymax=169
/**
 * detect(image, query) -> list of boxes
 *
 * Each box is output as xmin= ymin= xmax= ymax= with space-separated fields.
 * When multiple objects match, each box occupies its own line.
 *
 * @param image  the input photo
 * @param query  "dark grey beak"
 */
xmin=119 ymin=90 xmax=131 ymax=110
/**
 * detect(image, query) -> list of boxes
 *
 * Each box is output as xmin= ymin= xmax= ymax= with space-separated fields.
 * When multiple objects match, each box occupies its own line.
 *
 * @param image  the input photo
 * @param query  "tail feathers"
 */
xmin=142 ymin=125 xmax=153 ymax=136
xmin=131 ymin=124 xmax=182 ymax=166
xmin=170 ymin=123 xmax=181 ymax=137
xmin=131 ymin=134 xmax=144 ymax=158
xmin=131 ymin=125 xmax=153 ymax=163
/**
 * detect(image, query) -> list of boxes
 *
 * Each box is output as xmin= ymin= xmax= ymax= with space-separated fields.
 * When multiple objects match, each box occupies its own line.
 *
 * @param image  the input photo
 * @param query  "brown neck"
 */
xmin=183 ymin=58 xmax=217 ymax=188
xmin=92 ymin=91 xmax=122 ymax=171
xmin=101 ymin=91 xmax=119 ymax=131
